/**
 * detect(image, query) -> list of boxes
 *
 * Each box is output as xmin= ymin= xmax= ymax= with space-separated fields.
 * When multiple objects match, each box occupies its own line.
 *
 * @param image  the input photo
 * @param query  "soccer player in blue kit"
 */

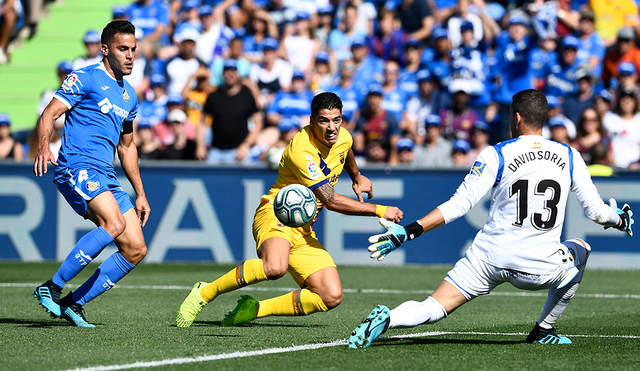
xmin=33 ymin=20 xmax=149 ymax=327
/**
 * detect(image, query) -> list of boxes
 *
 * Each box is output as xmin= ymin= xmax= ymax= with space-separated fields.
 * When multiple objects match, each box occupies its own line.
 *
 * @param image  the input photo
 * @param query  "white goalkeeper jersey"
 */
xmin=438 ymin=135 xmax=619 ymax=274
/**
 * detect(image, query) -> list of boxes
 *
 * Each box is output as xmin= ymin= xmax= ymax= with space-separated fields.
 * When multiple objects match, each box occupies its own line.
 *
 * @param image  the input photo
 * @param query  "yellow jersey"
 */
xmin=591 ymin=0 xmax=638 ymax=42
xmin=262 ymin=125 xmax=353 ymax=218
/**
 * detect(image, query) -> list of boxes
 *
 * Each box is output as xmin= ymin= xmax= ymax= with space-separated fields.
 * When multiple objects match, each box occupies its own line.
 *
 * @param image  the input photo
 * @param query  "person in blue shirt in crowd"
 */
xmin=266 ymin=70 xmax=315 ymax=127
xmin=174 ymin=0 xmax=205 ymax=35
xmin=405 ymin=69 xmax=448 ymax=143
xmin=328 ymin=2 xmax=365 ymax=62
xmin=351 ymin=35 xmax=385 ymax=96
xmin=576 ymin=9 xmax=605 ymax=82
xmin=138 ymin=74 xmax=169 ymax=126
xmin=127 ymin=0 xmax=171 ymax=46
xmin=33 ymin=20 xmax=149 ymax=328
xmin=529 ymin=36 xmax=558 ymax=89
xmin=563 ymin=67 xmax=596 ymax=125
xmin=544 ymin=95 xmax=576 ymax=140
xmin=423 ymin=27 xmax=452 ymax=91
xmin=544 ymin=36 xmax=583 ymax=99
xmin=381 ymin=60 xmax=410 ymax=123
xmin=328 ymin=58 xmax=363 ymax=130
xmin=398 ymin=39 xmax=423 ymax=97
xmin=492 ymin=14 xmax=536 ymax=142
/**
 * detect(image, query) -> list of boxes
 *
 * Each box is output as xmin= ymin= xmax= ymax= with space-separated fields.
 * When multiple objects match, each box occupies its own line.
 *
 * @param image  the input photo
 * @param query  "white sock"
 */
xmin=538 ymin=281 xmax=580 ymax=329
xmin=389 ymin=296 xmax=447 ymax=328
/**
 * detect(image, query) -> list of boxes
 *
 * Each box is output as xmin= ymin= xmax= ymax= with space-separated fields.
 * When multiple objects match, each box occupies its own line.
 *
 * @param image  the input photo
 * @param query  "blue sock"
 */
xmin=52 ymin=227 xmax=114 ymax=289
xmin=71 ymin=252 xmax=136 ymax=306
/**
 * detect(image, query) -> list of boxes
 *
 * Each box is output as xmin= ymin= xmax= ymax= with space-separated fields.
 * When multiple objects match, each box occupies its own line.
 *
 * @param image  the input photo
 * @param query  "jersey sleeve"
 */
xmin=53 ymin=71 xmax=92 ymax=109
xmin=569 ymin=148 xmax=619 ymax=226
xmin=437 ymin=146 xmax=499 ymax=224
xmin=286 ymin=141 xmax=330 ymax=190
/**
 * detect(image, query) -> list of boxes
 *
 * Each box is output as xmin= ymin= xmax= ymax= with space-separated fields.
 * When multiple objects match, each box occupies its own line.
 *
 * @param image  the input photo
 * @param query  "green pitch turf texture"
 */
xmin=1 ymin=263 xmax=639 ymax=371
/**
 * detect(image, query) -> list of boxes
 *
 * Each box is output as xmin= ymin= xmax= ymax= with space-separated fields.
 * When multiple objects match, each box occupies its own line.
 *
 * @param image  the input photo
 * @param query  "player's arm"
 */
xmin=33 ymin=99 xmax=67 ymax=177
xmin=344 ymin=148 xmax=373 ymax=201
xmin=313 ymin=182 xmax=403 ymax=222
xmin=117 ymin=125 xmax=151 ymax=227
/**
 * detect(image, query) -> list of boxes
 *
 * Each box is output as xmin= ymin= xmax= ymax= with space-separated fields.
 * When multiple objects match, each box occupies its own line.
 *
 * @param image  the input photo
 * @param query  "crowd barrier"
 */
xmin=1 ymin=162 xmax=638 ymax=269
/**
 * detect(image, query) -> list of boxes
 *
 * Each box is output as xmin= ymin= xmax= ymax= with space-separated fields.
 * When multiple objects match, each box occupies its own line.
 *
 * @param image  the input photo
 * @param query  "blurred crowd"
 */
xmin=2 ymin=0 xmax=640 ymax=173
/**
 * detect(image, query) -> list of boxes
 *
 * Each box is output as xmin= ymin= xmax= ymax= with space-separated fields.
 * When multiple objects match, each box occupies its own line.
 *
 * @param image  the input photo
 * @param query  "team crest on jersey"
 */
xmin=122 ymin=89 xmax=130 ymax=102
xmin=307 ymin=161 xmax=321 ymax=179
xmin=471 ymin=161 xmax=486 ymax=177
xmin=532 ymin=142 xmax=541 ymax=149
xmin=86 ymin=180 xmax=100 ymax=192
xmin=62 ymin=73 xmax=79 ymax=91
xmin=339 ymin=153 xmax=345 ymax=164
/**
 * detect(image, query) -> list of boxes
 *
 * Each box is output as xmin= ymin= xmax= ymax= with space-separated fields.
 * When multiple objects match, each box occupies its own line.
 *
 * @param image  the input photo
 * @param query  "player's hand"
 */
xmin=352 ymin=174 xmax=373 ymax=202
xmin=606 ymin=198 xmax=634 ymax=237
xmin=33 ymin=147 xmax=58 ymax=177
xmin=196 ymin=144 xmax=208 ymax=161
xmin=135 ymin=195 xmax=151 ymax=228
xmin=383 ymin=206 xmax=403 ymax=223
xmin=367 ymin=218 xmax=408 ymax=261
xmin=235 ymin=142 xmax=250 ymax=162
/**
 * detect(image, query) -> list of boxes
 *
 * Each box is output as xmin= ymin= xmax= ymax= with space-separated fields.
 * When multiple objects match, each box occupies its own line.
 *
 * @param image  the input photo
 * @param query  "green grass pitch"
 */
xmin=1 ymin=262 xmax=639 ymax=371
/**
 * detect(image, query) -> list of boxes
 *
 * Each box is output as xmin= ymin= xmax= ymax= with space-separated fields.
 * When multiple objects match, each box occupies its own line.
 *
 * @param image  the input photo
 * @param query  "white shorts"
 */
xmin=445 ymin=239 xmax=591 ymax=300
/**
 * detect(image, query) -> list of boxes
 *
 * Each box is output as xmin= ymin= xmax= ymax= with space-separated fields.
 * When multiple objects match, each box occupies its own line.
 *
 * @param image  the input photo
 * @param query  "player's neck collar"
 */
xmin=97 ymin=61 xmax=123 ymax=82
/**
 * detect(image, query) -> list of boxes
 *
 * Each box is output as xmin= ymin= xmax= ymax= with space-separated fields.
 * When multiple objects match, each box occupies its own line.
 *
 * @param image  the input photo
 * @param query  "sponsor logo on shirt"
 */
xmin=86 ymin=180 xmax=100 ymax=192
xmin=62 ymin=74 xmax=80 ymax=91
xmin=307 ymin=160 xmax=321 ymax=179
xmin=471 ymin=161 xmax=486 ymax=177
xmin=97 ymin=97 xmax=130 ymax=119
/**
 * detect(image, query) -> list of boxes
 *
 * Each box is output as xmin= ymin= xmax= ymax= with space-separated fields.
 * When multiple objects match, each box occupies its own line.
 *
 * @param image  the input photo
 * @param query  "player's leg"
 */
xmin=526 ymin=239 xmax=591 ymax=344
xmin=34 ymin=169 xmax=123 ymax=318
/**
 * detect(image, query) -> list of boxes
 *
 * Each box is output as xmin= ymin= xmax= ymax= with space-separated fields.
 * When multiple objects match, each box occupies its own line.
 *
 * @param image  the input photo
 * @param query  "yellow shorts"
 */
xmin=253 ymin=199 xmax=336 ymax=287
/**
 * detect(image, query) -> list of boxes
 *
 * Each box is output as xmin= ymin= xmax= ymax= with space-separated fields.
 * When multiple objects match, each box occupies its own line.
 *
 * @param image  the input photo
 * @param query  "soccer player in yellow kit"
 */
xmin=176 ymin=92 xmax=404 ymax=327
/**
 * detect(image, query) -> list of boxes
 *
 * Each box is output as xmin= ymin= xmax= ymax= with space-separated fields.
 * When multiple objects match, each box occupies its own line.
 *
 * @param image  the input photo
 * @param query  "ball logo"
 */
xmin=86 ymin=180 xmax=100 ymax=192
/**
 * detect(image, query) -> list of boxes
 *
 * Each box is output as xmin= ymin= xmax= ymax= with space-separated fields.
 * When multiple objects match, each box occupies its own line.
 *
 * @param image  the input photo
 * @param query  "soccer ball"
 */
xmin=274 ymin=184 xmax=318 ymax=227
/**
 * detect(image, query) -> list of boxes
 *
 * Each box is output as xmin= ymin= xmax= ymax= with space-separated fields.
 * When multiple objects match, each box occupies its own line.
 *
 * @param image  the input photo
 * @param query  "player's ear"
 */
xmin=101 ymin=43 xmax=109 ymax=57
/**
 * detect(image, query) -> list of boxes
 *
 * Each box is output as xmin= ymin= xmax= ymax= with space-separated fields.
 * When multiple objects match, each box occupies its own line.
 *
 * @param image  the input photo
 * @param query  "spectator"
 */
xmin=314 ymin=4 xmax=335 ymax=49
xmin=175 ymin=0 xmax=204 ymax=34
xmin=72 ymin=30 xmax=103 ymax=70
xmin=543 ymin=95 xmax=576 ymax=140
xmin=263 ymin=117 xmax=301 ymax=171
xmin=328 ymin=3 xmax=365 ymax=62
xmin=369 ymin=9 xmax=408 ymax=63
xmin=445 ymin=0 xmax=484 ymax=49
xmin=397 ymin=39 xmax=422 ymax=96
xmin=136 ymin=119 xmax=162 ymax=160
xmin=266 ymin=70 xmax=314 ymax=127
xmin=138 ymin=74 xmax=169 ymax=127
xmin=310 ymin=50 xmax=334 ymax=93
xmin=614 ymin=61 xmax=638 ymax=93
xmin=396 ymin=137 xmax=414 ymax=164
xmin=0 ymin=0 xmax=17 ymax=64
xmin=225 ymin=0 xmax=253 ymax=37
xmin=411 ymin=114 xmax=453 ymax=168
xmin=354 ymin=84 xmax=402 ymax=164
xmin=395 ymin=0 xmax=435 ymax=42
xmin=198 ymin=59 xmax=262 ymax=164
xmin=423 ymin=27 xmax=452 ymax=90
xmin=602 ymin=27 xmax=640 ymax=87
xmin=493 ymin=14 xmax=536 ymax=142
xmin=127 ymin=0 xmax=170 ymax=45
xmin=548 ymin=116 xmax=570 ymax=144
xmin=381 ymin=60 xmax=409 ymax=123
xmin=530 ymin=36 xmax=558 ymax=89
xmin=334 ymin=0 xmax=377 ymax=37
xmin=602 ymin=86 xmax=640 ymax=169
xmin=570 ymin=107 xmax=608 ymax=165
xmin=450 ymin=138 xmax=471 ymax=167
xmin=587 ymin=142 xmax=614 ymax=176
xmin=249 ymin=37 xmax=293 ymax=109
xmin=265 ymin=0 xmax=295 ymax=37
xmin=112 ymin=5 xmax=127 ymax=21
xmin=450 ymin=20 xmax=490 ymax=111
xmin=562 ymin=68 xmax=596 ymax=124
xmin=160 ymin=109 xmax=197 ymax=160
xmin=280 ymin=11 xmax=318 ymax=74
xmin=195 ymin=4 xmax=234 ymax=65
xmin=328 ymin=58 xmax=363 ymax=131
xmin=576 ymin=9 xmax=605 ymax=80
xmin=243 ymin=8 xmax=279 ymax=63
xmin=166 ymin=27 xmax=206 ymax=95
xmin=466 ymin=120 xmax=491 ymax=166
xmin=594 ymin=89 xmax=613 ymax=122
xmin=210 ymin=37 xmax=252 ymax=88
xmin=351 ymin=35 xmax=385 ymax=95
xmin=591 ymin=0 xmax=639 ymax=47
xmin=0 ymin=113 xmax=23 ymax=161
xmin=36 ymin=60 xmax=73 ymax=138
xmin=543 ymin=35 xmax=582 ymax=99
xmin=438 ymin=79 xmax=480 ymax=143
xmin=183 ymin=66 xmax=214 ymax=131
xmin=406 ymin=69 xmax=446 ymax=144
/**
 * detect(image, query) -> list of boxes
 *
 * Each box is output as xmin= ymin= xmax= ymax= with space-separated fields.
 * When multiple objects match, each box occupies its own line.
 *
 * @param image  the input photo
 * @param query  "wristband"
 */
xmin=375 ymin=205 xmax=388 ymax=218
xmin=404 ymin=220 xmax=423 ymax=241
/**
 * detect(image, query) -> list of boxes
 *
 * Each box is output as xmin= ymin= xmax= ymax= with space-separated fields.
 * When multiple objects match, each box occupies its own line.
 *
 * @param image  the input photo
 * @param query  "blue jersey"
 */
xmin=54 ymin=62 xmax=139 ymax=176
xmin=529 ymin=47 xmax=558 ymax=79
xmin=423 ymin=48 xmax=452 ymax=88
xmin=138 ymin=97 xmax=168 ymax=126
xmin=382 ymin=86 xmax=408 ymax=121
xmin=398 ymin=67 xmax=420 ymax=97
xmin=578 ymin=32 xmax=605 ymax=79
xmin=451 ymin=43 xmax=491 ymax=107
xmin=267 ymin=89 xmax=315 ymax=121
xmin=493 ymin=32 xmax=535 ymax=104
xmin=353 ymin=55 xmax=384 ymax=96
xmin=128 ymin=0 xmax=170 ymax=44
xmin=329 ymin=82 xmax=364 ymax=122
xmin=544 ymin=60 xmax=581 ymax=98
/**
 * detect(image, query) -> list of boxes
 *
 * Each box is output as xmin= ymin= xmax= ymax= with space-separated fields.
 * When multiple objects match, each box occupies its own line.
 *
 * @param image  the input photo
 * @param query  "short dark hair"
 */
xmin=102 ymin=20 xmax=136 ymax=44
xmin=311 ymin=92 xmax=343 ymax=117
xmin=510 ymin=89 xmax=548 ymax=130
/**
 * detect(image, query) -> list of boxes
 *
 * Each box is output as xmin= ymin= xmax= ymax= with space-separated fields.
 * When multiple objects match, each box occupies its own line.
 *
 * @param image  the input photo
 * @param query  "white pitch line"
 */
xmin=58 ymin=331 xmax=640 ymax=371
xmin=3 ymin=282 xmax=640 ymax=299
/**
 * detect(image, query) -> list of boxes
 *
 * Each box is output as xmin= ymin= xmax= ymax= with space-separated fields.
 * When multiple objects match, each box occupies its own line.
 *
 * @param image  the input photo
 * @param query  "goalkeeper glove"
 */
xmin=367 ymin=218 xmax=423 ymax=261
xmin=605 ymin=198 xmax=634 ymax=237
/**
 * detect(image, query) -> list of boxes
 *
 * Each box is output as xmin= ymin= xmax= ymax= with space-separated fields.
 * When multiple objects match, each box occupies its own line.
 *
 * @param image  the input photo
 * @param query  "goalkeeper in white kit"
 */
xmin=349 ymin=89 xmax=634 ymax=348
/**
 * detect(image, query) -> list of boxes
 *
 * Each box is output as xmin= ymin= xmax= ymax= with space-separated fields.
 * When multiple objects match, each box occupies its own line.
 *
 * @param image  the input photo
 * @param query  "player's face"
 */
xmin=310 ymin=108 xmax=342 ymax=147
xmin=103 ymin=33 xmax=136 ymax=77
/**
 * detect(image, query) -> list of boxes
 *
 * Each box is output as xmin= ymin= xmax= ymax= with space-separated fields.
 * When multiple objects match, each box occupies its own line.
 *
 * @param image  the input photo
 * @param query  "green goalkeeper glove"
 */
xmin=605 ymin=198 xmax=634 ymax=237
xmin=367 ymin=218 xmax=423 ymax=261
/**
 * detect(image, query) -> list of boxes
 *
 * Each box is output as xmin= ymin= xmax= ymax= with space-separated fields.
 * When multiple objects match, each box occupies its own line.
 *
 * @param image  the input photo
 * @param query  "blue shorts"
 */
xmin=55 ymin=167 xmax=134 ymax=219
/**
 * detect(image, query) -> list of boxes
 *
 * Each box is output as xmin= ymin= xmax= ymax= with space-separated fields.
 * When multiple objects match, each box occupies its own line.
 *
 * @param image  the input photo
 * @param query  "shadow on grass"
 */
xmin=190 ymin=320 xmax=327 ymax=329
xmin=375 ymin=337 xmax=522 ymax=346
xmin=0 ymin=317 xmax=97 ymax=328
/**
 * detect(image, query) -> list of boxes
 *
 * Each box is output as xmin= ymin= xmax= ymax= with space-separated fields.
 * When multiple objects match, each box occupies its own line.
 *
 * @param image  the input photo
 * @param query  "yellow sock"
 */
xmin=257 ymin=289 xmax=328 ymax=318
xmin=199 ymin=259 xmax=268 ymax=302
